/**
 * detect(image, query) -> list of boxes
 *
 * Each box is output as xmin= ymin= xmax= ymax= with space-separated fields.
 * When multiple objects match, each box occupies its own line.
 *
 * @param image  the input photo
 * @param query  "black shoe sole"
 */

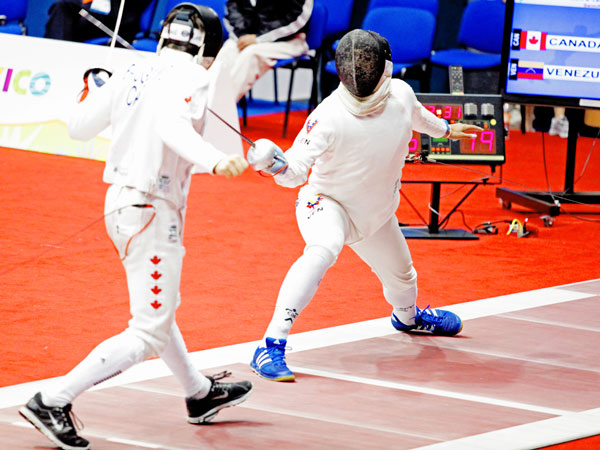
xmin=187 ymin=386 xmax=254 ymax=424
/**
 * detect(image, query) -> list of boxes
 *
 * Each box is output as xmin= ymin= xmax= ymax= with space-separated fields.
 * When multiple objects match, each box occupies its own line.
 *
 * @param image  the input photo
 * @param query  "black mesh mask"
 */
xmin=335 ymin=29 xmax=392 ymax=98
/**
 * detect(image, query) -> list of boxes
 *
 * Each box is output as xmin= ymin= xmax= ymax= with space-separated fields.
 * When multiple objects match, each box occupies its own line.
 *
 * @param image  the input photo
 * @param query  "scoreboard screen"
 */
xmin=501 ymin=0 xmax=600 ymax=109
xmin=410 ymin=93 xmax=505 ymax=167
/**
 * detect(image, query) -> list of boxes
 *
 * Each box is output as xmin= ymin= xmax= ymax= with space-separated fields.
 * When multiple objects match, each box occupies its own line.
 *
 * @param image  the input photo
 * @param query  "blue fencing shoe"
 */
xmin=392 ymin=306 xmax=463 ymax=336
xmin=251 ymin=337 xmax=295 ymax=381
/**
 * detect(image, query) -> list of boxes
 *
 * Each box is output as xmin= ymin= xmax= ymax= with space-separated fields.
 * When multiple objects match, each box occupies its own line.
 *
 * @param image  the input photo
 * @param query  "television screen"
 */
xmin=501 ymin=0 xmax=600 ymax=108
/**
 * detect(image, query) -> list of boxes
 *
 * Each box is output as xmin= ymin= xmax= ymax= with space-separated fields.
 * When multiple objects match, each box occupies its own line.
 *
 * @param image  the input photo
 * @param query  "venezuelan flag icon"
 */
xmin=517 ymin=60 xmax=544 ymax=80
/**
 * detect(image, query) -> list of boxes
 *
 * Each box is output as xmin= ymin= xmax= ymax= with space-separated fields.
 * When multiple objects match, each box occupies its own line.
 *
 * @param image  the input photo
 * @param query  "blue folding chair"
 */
xmin=0 ymin=0 xmax=28 ymax=35
xmin=430 ymin=0 xmax=505 ymax=70
xmin=317 ymin=0 xmax=353 ymax=40
xmin=273 ymin=2 xmax=328 ymax=137
xmin=325 ymin=6 xmax=436 ymax=93
xmin=329 ymin=0 xmax=439 ymax=55
xmin=367 ymin=0 xmax=438 ymax=17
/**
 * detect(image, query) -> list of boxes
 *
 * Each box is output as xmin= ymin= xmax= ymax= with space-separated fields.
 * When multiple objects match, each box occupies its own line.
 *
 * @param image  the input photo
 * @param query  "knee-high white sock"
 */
xmin=385 ymin=285 xmax=418 ymax=326
xmin=264 ymin=246 xmax=334 ymax=341
xmin=42 ymin=330 xmax=150 ymax=407
xmin=159 ymin=324 xmax=211 ymax=399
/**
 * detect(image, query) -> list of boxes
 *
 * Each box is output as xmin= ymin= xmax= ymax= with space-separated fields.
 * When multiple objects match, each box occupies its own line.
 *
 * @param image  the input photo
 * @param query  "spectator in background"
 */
xmin=523 ymin=106 xmax=569 ymax=138
xmin=44 ymin=0 xmax=153 ymax=44
xmin=548 ymin=107 xmax=569 ymax=138
xmin=216 ymin=0 xmax=313 ymax=102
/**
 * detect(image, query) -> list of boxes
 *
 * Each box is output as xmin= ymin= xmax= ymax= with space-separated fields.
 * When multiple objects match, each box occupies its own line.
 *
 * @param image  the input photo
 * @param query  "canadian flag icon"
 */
xmin=520 ymin=30 xmax=547 ymax=51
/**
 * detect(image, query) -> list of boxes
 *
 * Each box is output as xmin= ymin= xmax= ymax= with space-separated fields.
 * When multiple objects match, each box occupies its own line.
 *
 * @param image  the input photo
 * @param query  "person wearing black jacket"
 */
xmin=44 ymin=0 xmax=153 ymax=44
xmin=216 ymin=0 xmax=313 ymax=101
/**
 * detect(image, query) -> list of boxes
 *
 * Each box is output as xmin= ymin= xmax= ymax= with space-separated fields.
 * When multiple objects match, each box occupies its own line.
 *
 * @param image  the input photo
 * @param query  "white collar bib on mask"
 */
xmin=337 ymin=60 xmax=393 ymax=116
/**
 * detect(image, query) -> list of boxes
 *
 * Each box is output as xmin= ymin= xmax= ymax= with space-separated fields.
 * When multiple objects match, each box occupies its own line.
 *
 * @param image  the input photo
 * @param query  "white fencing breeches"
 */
xmin=105 ymin=185 xmax=185 ymax=355
xmin=264 ymin=194 xmax=418 ymax=340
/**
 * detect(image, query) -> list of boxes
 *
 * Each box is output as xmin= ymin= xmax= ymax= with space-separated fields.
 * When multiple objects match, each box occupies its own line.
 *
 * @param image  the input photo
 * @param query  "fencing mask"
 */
xmin=158 ymin=3 xmax=223 ymax=63
xmin=335 ymin=29 xmax=392 ymax=98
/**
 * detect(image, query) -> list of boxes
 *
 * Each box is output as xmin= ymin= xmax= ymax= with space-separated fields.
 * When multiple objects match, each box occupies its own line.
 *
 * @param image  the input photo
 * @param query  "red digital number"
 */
xmin=467 ymin=130 xmax=495 ymax=153
xmin=480 ymin=130 xmax=494 ymax=152
xmin=443 ymin=105 xmax=452 ymax=119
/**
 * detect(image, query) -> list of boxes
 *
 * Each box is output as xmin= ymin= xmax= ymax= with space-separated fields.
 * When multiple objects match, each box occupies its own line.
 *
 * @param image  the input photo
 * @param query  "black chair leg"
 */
xmin=273 ymin=68 xmax=279 ymax=105
xmin=239 ymin=96 xmax=247 ymax=127
xmin=422 ymin=64 xmax=432 ymax=93
xmin=283 ymin=67 xmax=296 ymax=138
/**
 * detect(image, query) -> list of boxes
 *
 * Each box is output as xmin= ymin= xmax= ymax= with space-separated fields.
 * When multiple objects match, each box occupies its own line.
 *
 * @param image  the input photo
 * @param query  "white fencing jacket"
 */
xmin=68 ymin=48 xmax=227 ymax=209
xmin=276 ymin=79 xmax=448 ymax=240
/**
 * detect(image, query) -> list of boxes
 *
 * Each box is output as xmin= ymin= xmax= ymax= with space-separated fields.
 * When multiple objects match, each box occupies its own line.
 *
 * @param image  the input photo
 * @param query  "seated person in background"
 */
xmin=216 ymin=0 xmax=313 ymax=102
xmin=44 ymin=0 xmax=152 ymax=44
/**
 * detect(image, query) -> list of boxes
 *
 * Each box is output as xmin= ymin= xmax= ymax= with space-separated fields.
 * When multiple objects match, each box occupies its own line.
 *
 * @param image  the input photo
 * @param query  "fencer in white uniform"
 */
xmin=247 ymin=30 xmax=482 ymax=382
xmin=19 ymin=4 xmax=252 ymax=449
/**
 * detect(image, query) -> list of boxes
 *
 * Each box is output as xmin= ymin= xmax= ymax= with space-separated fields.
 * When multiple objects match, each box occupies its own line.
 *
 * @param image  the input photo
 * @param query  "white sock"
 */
xmin=42 ymin=330 xmax=149 ymax=407
xmin=264 ymin=246 xmax=334 ymax=341
xmin=159 ymin=324 xmax=211 ymax=399
xmin=385 ymin=285 xmax=418 ymax=326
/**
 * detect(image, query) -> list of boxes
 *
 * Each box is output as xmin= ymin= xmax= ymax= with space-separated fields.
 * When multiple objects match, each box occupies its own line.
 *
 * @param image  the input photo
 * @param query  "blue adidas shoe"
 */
xmin=391 ymin=306 xmax=463 ymax=336
xmin=251 ymin=337 xmax=295 ymax=382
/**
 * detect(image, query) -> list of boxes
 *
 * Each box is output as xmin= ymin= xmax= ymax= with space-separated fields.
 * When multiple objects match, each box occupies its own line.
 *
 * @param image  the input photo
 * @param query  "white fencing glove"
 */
xmin=247 ymin=139 xmax=288 ymax=175
xmin=78 ymin=67 xmax=112 ymax=102
xmin=214 ymin=154 xmax=249 ymax=178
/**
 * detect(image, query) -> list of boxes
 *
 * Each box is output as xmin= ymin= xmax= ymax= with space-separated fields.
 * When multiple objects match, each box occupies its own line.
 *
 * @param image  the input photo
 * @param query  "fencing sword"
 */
xmin=79 ymin=9 xmax=134 ymax=50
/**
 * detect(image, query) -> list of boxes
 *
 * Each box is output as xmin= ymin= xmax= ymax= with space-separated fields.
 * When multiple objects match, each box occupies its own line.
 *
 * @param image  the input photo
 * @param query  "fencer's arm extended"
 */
xmin=155 ymin=85 xmax=236 ymax=174
xmin=157 ymin=114 xmax=226 ymax=174
xmin=272 ymin=113 xmax=333 ymax=187
xmin=411 ymin=92 xmax=481 ymax=139
xmin=246 ymin=137 xmax=323 ymax=187
xmin=273 ymin=145 xmax=317 ymax=187
xmin=410 ymin=96 xmax=449 ymax=139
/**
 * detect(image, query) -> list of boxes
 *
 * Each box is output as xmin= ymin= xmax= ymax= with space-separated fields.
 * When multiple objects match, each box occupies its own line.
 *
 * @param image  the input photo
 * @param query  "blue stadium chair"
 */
xmin=317 ymin=0 xmax=353 ymax=40
xmin=325 ymin=6 xmax=436 ymax=92
xmin=430 ymin=0 xmax=505 ymax=70
xmin=0 ymin=0 xmax=28 ymax=35
xmin=328 ymin=0 xmax=439 ymax=54
xmin=273 ymin=2 xmax=328 ymax=137
xmin=367 ymin=0 xmax=438 ymax=17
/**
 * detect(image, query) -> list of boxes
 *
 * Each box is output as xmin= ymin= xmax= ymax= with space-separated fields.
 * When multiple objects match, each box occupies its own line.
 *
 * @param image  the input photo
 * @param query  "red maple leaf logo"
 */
xmin=151 ymin=271 xmax=162 ymax=280
xmin=151 ymin=286 xmax=162 ymax=295
xmin=150 ymin=300 xmax=162 ymax=309
xmin=529 ymin=36 xmax=538 ymax=45
xmin=185 ymin=96 xmax=192 ymax=103
xmin=150 ymin=256 xmax=161 ymax=265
